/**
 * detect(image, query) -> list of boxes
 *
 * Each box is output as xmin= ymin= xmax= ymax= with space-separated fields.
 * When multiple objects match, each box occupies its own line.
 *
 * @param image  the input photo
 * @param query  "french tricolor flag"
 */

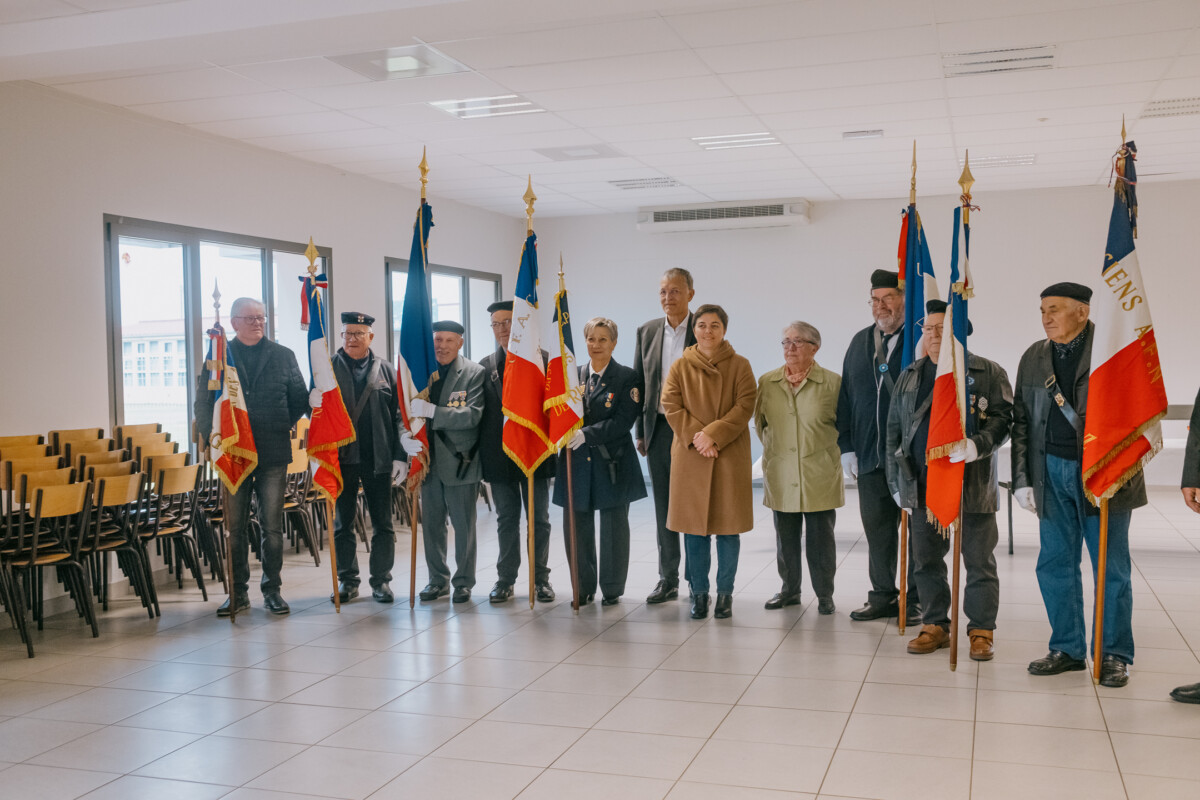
xmin=207 ymin=321 xmax=257 ymax=494
xmin=502 ymin=232 xmax=554 ymax=474
xmin=302 ymin=274 xmax=355 ymax=501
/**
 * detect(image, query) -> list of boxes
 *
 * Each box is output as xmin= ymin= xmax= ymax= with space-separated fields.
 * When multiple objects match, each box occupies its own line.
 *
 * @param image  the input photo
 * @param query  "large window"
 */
xmin=105 ymin=216 xmax=331 ymax=451
xmin=386 ymin=259 xmax=501 ymax=363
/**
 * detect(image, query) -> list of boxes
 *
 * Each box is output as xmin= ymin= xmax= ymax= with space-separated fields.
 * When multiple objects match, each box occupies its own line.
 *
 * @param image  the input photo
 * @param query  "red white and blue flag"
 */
xmin=925 ymin=205 xmax=973 ymax=531
xmin=397 ymin=201 xmax=437 ymax=491
xmin=205 ymin=321 xmax=257 ymax=493
xmin=1083 ymin=139 xmax=1168 ymax=503
xmin=301 ymin=273 xmax=355 ymax=501
xmin=543 ymin=273 xmax=584 ymax=449
xmin=502 ymin=233 xmax=554 ymax=474
xmin=898 ymin=203 xmax=939 ymax=367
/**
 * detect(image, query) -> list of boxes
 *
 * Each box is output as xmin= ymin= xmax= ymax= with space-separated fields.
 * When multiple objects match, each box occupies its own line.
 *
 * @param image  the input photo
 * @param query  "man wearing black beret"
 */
xmin=1013 ymin=282 xmax=1144 ymax=687
xmin=837 ymin=269 xmax=921 ymax=624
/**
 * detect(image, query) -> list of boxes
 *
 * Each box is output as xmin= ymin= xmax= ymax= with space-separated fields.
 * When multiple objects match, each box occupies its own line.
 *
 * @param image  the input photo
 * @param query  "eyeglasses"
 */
xmin=781 ymin=339 xmax=815 ymax=349
xmin=920 ymin=324 xmax=944 ymax=335
xmin=490 ymin=320 xmax=511 ymax=329
xmin=868 ymin=294 xmax=901 ymax=307
xmin=342 ymin=331 xmax=370 ymax=340
xmin=234 ymin=315 xmax=266 ymax=324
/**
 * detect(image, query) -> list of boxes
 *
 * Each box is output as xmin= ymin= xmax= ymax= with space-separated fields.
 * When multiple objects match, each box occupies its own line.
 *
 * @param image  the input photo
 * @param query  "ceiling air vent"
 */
xmin=636 ymin=200 xmax=810 ymax=233
xmin=943 ymin=45 xmax=1056 ymax=77
xmin=535 ymin=144 xmax=624 ymax=161
xmin=610 ymin=177 xmax=681 ymax=190
xmin=843 ymin=129 xmax=884 ymax=140
xmin=1143 ymin=97 xmax=1200 ymax=119
xmin=960 ymin=154 xmax=1037 ymax=168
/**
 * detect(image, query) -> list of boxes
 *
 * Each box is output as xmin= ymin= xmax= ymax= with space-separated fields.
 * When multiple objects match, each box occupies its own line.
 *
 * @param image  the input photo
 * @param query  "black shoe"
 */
xmin=849 ymin=601 xmax=899 ymax=621
xmin=1170 ymin=682 xmax=1200 ymax=704
xmin=905 ymin=603 xmax=923 ymax=628
xmin=764 ymin=592 xmax=801 ymax=610
xmin=263 ymin=592 xmax=290 ymax=615
xmin=1099 ymin=655 xmax=1130 ymax=688
xmin=536 ymin=582 xmax=555 ymax=603
xmin=646 ymin=580 xmax=679 ymax=604
xmin=330 ymin=582 xmax=359 ymax=604
xmin=372 ymin=584 xmax=394 ymax=603
xmin=714 ymin=593 xmax=732 ymax=619
xmin=419 ymin=583 xmax=449 ymax=601
xmin=217 ymin=594 xmax=250 ymax=617
xmin=452 ymin=587 xmax=471 ymax=604
xmin=601 ymin=595 xmax=620 ymax=606
xmin=489 ymin=582 xmax=514 ymax=604
xmin=818 ymin=598 xmax=836 ymax=615
xmin=690 ymin=592 xmax=710 ymax=619
xmin=1028 ymin=650 xmax=1087 ymax=676
xmin=577 ymin=593 xmax=594 ymax=607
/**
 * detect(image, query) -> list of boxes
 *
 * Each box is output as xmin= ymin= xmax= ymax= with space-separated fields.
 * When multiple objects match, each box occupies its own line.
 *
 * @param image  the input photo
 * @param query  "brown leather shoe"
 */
xmin=969 ymin=628 xmax=994 ymax=661
xmin=907 ymin=624 xmax=950 ymax=654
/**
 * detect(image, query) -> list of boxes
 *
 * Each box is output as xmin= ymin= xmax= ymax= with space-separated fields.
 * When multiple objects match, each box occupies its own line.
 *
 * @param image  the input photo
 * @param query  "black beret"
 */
xmin=1040 ymin=282 xmax=1092 ymax=304
xmin=922 ymin=298 xmax=973 ymax=335
xmin=871 ymin=269 xmax=899 ymax=290
xmin=487 ymin=300 xmax=513 ymax=314
xmin=340 ymin=311 xmax=375 ymax=326
xmin=431 ymin=320 xmax=465 ymax=334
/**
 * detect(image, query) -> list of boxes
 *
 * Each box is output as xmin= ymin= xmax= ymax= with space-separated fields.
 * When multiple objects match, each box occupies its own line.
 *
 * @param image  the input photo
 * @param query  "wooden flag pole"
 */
xmin=527 ymin=474 xmax=536 ymax=610
xmin=1093 ymin=498 xmax=1110 ymax=683
xmin=326 ymin=497 xmax=340 ymax=612
xmin=565 ymin=448 xmax=580 ymax=613
xmin=408 ymin=487 xmax=419 ymax=609
xmin=949 ymin=515 xmax=963 ymax=671
xmin=898 ymin=511 xmax=908 ymax=635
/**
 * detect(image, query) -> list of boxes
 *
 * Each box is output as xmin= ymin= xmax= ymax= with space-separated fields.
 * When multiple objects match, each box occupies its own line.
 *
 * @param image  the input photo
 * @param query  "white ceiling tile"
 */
xmin=948 ymin=84 xmax=1157 ymax=116
xmin=760 ymin=100 xmax=951 ymax=130
xmin=292 ymin=142 xmax=425 ymax=166
xmin=489 ymin=51 xmax=710 ymax=94
xmin=38 ymin=61 xmax=211 ymax=86
xmin=723 ymin=56 xmax=944 ymax=97
xmin=744 ymin=81 xmax=946 ymax=116
xmin=190 ymin=110 xmax=369 ymax=139
xmin=346 ymin=101 xmax=490 ymax=128
xmin=694 ymin=26 xmax=940 ymax=74
xmin=129 ymin=91 xmax=327 ymax=124
xmin=1153 ymin=77 xmax=1200 ymax=100
xmin=52 ymin=67 xmax=269 ymax=105
xmin=1057 ymin=31 xmax=1192 ymax=68
xmin=524 ymin=76 xmax=731 ymax=112
xmin=244 ymin=126 xmax=410 ymax=154
xmin=431 ymin=129 xmax=600 ymax=156
xmin=0 ymin=0 xmax=79 ymax=23
xmin=589 ymin=116 xmax=772 ymax=144
xmin=557 ymin=97 xmax=749 ymax=129
xmin=295 ymin=71 xmax=508 ymax=110
xmin=66 ymin=0 xmax=180 ymax=9
xmin=433 ymin=17 xmax=684 ymax=70
xmin=665 ymin=0 xmax=935 ymax=48
xmin=945 ymin=61 xmax=1172 ymax=99
xmin=226 ymin=57 xmax=370 ymax=90
xmin=1163 ymin=53 xmax=1200 ymax=79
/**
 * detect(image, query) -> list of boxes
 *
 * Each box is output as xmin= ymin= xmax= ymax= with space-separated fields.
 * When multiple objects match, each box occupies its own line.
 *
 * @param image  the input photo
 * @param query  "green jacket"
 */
xmin=754 ymin=362 xmax=844 ymax=513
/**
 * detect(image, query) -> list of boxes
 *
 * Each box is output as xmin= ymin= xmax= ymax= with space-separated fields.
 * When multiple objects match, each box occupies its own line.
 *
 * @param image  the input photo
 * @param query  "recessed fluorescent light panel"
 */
xmin=692 ymin=132 xmax=780 ymax=151
xmin=328 ymin=44 xmax=470 ymax=81
xmin=609 ymin=177 xmax=681 ymax=190
xmin=961 ymin=154 xmax=1037 ymax=168
xmin=943 ymin=45 xmax=1056 ymax=77
xmin=430 ymin=94 xmax=545 ymax=119
xmin=843 ymin=129 xmax=884 ymax=140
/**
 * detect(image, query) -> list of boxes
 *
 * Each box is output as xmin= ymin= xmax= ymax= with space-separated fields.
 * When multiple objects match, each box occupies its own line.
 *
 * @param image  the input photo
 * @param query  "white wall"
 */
xmin=0 ymin=81 xmax=524 ymax=433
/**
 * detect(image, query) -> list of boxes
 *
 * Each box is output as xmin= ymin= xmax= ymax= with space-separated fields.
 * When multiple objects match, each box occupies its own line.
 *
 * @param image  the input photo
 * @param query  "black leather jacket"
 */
xmin=1011 ymin=322 xmax=1146 ymax=514
xmin=886 ymin=353 xmax=1013 ymax=512
xmin=331 ymin=348 xmax=403 ymax=475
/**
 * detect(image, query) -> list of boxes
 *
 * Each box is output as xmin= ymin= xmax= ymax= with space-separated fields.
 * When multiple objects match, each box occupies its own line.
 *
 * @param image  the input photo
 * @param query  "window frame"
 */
xmin=384 ymin=258 xmax=502 ymax=363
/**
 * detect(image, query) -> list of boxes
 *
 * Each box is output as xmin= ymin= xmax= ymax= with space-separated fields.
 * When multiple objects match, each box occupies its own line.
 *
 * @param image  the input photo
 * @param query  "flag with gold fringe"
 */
xmin=205 ymin=320 xmax=257 ymax=493
xmin=301 ymin=271 xmax=355 ymax=501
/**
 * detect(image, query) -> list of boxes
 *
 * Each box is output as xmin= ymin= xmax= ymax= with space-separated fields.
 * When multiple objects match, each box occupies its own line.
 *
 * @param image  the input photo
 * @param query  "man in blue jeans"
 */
xmin=1011 ymin=283 xmax=1145 ymax=688
xmin=195 ymin=297 xmax=309 ymax=617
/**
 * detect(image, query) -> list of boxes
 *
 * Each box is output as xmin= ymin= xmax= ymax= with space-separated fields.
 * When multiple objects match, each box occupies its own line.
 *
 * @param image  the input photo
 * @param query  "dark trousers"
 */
xmin=421 ymin=474 xmax=479 ymax=590
xmin=333 ymin=463 xmax=395 ymax=589
xmin=563 ymin=504 xmax=630 ymax=599
xmin=647 ymin=416 xmax=683 ymax=584
xmin=856 ymin=468 xmax=918 ymax=606
xmin=493 ymin=477 xmax=551 ymax=584
xmin=772 ymin=510 xmax=836 ymax=600
xmin=225 ymin=463 xmax=287 ymax=596
xmin=910 ymin=510 xmax=999 ymax=631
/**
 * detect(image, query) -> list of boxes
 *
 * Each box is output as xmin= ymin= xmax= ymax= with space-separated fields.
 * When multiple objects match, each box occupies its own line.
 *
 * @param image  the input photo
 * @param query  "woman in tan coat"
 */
xmin=754 ymin=321 xmax=844 ymax=615
xmin=662 ymin=304 xmax=757 ymax=620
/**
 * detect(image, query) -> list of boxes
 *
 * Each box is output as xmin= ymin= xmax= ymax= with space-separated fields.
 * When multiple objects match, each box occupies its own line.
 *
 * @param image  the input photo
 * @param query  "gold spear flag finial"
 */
xmin=419 ymin=147 xmax=429 ymax=200
xmin=1121 ymin=114 xmax=1127 ymax=144
xmin=524 ymin=175 xmax=537 ymax=235
xmin=304 ymin=237 xmax=319 ymax=277
xmin=959 ymin=150 xmax=975 ymax=225
xmin=909 ymin=140 xmax=918 ymax=205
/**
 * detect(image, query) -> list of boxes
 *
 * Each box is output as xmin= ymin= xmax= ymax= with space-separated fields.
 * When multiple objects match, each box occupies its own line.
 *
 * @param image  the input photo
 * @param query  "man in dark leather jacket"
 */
xmin=326 ymin=312 xmax=408 ymax=605
xmin=1012 ymin=283 xmax=1145 ymax=688
xmin=194 ymin=297 xmax=308 ymax=617
xmin=886 ymin=300 xmax=1012 ymax=661
xmin=1170 ymin=387 xmax=1200 ymax=703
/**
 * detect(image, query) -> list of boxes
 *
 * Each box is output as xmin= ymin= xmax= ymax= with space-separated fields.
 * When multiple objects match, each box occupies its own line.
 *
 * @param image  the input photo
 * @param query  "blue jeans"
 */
xmin=1036 ymin=453 xmax=1134 ymax=664
xmin=225 ymin=463 xmax=287 ymax=596
xmin=685 ymin=533 xmax=740 ymax=595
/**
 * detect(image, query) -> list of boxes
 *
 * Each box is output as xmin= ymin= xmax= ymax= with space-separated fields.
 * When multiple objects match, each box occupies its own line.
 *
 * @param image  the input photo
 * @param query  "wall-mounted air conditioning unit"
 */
xmin=636 ymin=199 xmax=810 ymax=233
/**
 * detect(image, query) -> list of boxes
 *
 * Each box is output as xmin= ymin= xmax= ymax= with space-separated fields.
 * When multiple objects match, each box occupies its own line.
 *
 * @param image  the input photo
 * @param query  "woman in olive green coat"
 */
xmin=753 ymin=321 xmax=844 ymax=615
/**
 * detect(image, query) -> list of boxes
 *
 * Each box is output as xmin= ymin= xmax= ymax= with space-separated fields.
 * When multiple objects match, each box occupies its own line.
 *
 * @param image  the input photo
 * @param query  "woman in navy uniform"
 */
xmin=553 ymin=317 xmax=647 ymax=605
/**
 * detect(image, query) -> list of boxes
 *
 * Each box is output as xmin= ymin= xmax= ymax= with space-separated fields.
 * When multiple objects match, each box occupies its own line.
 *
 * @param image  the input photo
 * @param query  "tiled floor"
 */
xmin=1 ymin=486 xmax=1198 ymax=800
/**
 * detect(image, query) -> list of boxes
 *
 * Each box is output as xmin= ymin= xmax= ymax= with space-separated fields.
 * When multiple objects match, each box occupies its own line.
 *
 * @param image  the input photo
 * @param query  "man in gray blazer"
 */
xmin=633 ymin=268 xmax=696 ymax=603
xmin=410 ymin=320 xmax=485 ymax=604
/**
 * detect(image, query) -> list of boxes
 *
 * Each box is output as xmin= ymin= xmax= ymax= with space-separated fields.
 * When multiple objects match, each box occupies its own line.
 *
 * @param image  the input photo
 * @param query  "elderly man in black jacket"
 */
xmin=886 ymin=300 xmax=1012 ymax=661
xmin=326 ymin=312 xmax=411 ymax=605
xmin=195 ymin=297 xmax=308 ymax=617
xmin=479 ymin=300 xmax=554 ymax=604
xmin=1013 ymin=282 xmax=1145 ymax=688
xmin=1170 ymin=388 xmax=1200 ymax=703
xmin=837 ymin=269 xmax=920 ymax=624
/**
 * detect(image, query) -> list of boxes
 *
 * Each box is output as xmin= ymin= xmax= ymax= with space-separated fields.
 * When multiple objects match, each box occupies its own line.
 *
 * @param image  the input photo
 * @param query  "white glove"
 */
xmin=892 ymin=491 xmax=902 ymax=507
xmin=1015 ymin=487 xmax=1037 ymax=514
xmin=400 ymin=432 xmax=424 ymax=456
xmin=410 ymin=398 xmax=437 ymax=418
xmin=841 ymin=452 xmax=858 ymax=481
xmin=949 ymin=439 xmax=979 ymax=464
xmin=391 ymin=460 xmax=408 ymax=485
xmin=309 ymin=388 xmax=323 ymax=409
xmin=569 ymin=430 xmax=587 ymax=450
